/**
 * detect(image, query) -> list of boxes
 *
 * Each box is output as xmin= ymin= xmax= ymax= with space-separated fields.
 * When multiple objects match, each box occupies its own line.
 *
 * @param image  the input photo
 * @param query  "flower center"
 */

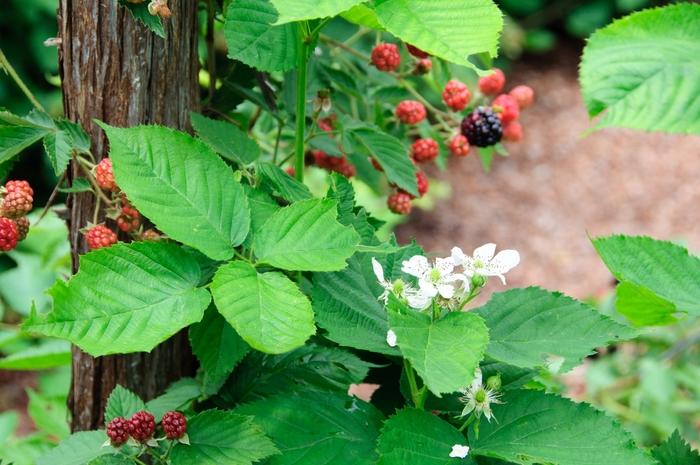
xmin=474 ymin=259 xmax=485 ymax=269
xmin=475 ymin=388 xmax=487 ymax=403
xmin=429 ymin=268 xmax=442 ymax=283
xmin=392 ymin=279 xmax=405 ymax=295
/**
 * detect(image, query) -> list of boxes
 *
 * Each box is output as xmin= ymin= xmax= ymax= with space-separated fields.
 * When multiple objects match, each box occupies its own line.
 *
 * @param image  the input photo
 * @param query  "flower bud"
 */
xmin=471 ymin=274 xmax=486 ymax=288
xmin=486 ymin=374 xmax=502 ymax=391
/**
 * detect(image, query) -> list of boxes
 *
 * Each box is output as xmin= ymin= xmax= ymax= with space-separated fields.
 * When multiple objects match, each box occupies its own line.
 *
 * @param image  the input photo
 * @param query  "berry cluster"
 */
xmin=106 ymin=410 xmax=186 ymax=447
xmin=0 ymin=180 xmax=34 ymax=253
xmin=85 ymin=158 xmax=161 ymax=250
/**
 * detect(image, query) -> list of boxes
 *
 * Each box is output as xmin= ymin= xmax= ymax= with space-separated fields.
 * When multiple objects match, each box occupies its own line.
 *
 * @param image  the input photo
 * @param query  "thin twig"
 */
xmin=0 ymin=47 xmax=46 ymax=112
xmin=35 ymin=172 xmax=67 ymax=224
xmin=205 ymin=0 xmax=217 ymax=102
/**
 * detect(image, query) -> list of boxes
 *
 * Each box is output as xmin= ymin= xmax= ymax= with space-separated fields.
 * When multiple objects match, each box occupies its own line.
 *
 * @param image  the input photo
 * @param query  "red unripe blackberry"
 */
xmin=503 ymin=121 xmax=523 ymax=142
xmin=509 ymin=85 xmax=534 ymax=109
xmin=371 ymin=43 xmax=401 ymax=72
xmin=312 ymin=151 xmax=355 ymax=178
xmin=141 ymin=229 xmax=162 ymax=241
xmin=335 ymin=160 xmax=356 ymax=178
xmin=162 ymin=411 xmax=187 ymax=440
xmin=411 ymin=138 xmax=439 ymax=163
xmin=116 ymin=204 xmax=141 ymax=233
xmin=370 ymin=158 xmax=383 ymax=172
xmin=387 ymin=192 xmax=412 ymax=215
xmin=1 ymin=180 xmax=33 ymax=218
xmin=85 ymin=225 xmax=117 ymax=250
xmin=317 ymin=116 xmax=335 ymax=132
xmin=442 ymin=80 xmax=471 ymax=111
xmin=395 ymin=100 xmax=427 ymax=125
xmin=406 ymin=44 xmax=429 ymax=58
xmin=4 ymin=180 xmax=33 ymax=197
xmin=416 ymin=171 xmax=429 ymax=197
xmin=0 ymin=217 xmax=19 ymax=252
xmin=461 ymin=106 xmax=503 ymax=148
xmin=95 ymin=158 xmax=119 ymax=192
xmin=412 ymin=58 xmax=432 ymax=75
xmin=15 ymin=217 xmax=30 ymax=241
xmin=478 ymin=68 xmax=505 ymax=95
xmin=106 ymin=417 xmax=130 ymax=447
xmin=449 ymin=135 xmax=470 ymax=157
xmin=285 ymin=166 xmax=296 ymax=177
xmin=492 ymin=94 xmax=519 ymax=124
xmin=128 ymin=411 xmax=156 ymax=443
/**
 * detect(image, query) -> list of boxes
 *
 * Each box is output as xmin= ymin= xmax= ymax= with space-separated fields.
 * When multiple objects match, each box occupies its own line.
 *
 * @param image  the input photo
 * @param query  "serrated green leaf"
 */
xmin=388 ymin=297 xmax=489 ymax=395
xmin=270 ymin=0 xmax=365 ymax=24
xmin=652 ymin=430 xmax=700 ymax=465
xmin=377 ymin=408 xmax=475 ymax=465
xmin=43 ymin=120 xmax=90 ymax=175
xmin=253 ymin=199 xmax=360 ymax=271
xmin=26 ymin=389 xmax=70 ymax=440
xmin=118 ymin=0 xmax=165 ymax=37
xmin=474 ymin=287 xmax=637 ymax=372
xmin=218 ymin=344 xmax=375 ymax=403
xmin=350 ymin=127 xmax=418 ymax=196
xmin=0 ymin=340 xmax=71 ymax=370
xmin=374 ymin=0 xmax=503 ymax=69
xmin=470 ymin=390 xmax=655 ymax=465
xmin=23 ymin=242 xmax=211 ymax=356
xmin=100 ymin=123 xmax=250 ymax=260
xmin=341 ymin=4 xmax=384 ymax=30
xmin=225 ymin=0 xmax=300 ymax=73
xmin=580 ymin=4 xmax=700 ymax=134
xmin=104 ymin=386 xmax=145 ymax=423
xmin=145 ymin=378 xmax=201 ymax=421
xmin=170 ymin=410 xmax=277 ymax=465
xmin=190 ymin=113 xmax=260 ymax=165
xmin=593 ymin=235 xmax=700 ymax=325
xmin=0 ymin=110 xmax=53 ymax=165
xmin=257 ymin=161 xmax=312 ymax=202
xmin=236 ymin=391 xmax=383 ymax=465
xmin=211 ymin=261 xmax=315 ymax=354
xmin=37 ymin=431 xmax=113 ymax=465
xmin=190 ymin=307 xmax=249 ymax=394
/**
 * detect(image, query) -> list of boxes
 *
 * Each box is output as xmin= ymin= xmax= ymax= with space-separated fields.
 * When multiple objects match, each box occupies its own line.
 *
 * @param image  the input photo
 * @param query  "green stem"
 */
xmin=458 ymin=413 xmax=476 ymax=432
xmin=294 ymin=22 xmax=311 ymax=182
xmin=0 ymin=47 xmax=46 ymax=112
xmin=403 ymin=359 xmax=426 ymax=410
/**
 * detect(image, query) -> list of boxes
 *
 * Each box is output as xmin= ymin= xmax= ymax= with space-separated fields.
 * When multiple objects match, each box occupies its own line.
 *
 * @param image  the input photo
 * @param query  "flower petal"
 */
xmin=405 ymin=289 xmax=432 ymax=309
xmin=450 ymin=246 xmax=467 ymax=266
xmin=386 ymin=329 xmax=397 ymax=347
xmin=473 ymin=243 xmax=497 ymax=262
xmin=437 ymin=282 xmax=456 ymax=299
xmin=401 ymin=255 xmax=430 ymax=279
xmin=418 ymin=279 xmax=439 ymax=298
xmin=371 ymin=257 xmax=386 ymax=284
xmin=485 ymin=249 xmax=520 ymax=279
xmin=449 ymin=444 xmax=470 ymax=459
xmin=435 ymin=256 xmax=455 ymax=275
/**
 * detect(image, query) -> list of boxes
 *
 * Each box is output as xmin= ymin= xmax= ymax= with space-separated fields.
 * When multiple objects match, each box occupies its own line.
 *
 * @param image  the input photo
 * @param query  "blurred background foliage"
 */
xmin=0 ymin=0 xmax=694 ymax=461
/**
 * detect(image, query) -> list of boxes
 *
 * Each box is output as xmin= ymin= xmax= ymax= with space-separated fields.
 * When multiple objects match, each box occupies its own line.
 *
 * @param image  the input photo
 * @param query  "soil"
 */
xmin=397 ymin=43 xmax=700 ymax=302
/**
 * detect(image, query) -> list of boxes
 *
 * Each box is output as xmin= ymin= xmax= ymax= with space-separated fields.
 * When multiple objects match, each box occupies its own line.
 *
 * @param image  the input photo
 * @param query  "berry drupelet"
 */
xmin=461 ymin=106 xmax=503 ymax=147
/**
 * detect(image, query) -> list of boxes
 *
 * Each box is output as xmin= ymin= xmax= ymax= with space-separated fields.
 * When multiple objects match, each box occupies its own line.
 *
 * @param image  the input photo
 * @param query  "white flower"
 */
xmin=401 ymin=255 xmax=468 ymax=300
xmin=372 ymin=257 xmax=431 ymax=310
xmin=449 ymin=444 xmax=470 ymax=459
xmin=451 ymin=244 xmax=520 ymax=285
xmin=458 ymin=368 xmax=502 ymax=422
xmin=386 ymin=329 xmax=397 ymax=347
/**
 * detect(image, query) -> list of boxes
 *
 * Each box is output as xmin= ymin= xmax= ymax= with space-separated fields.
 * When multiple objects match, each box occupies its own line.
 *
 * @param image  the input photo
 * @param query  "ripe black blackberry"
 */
xmin=460 ymin=106 xmax=502 ymax=147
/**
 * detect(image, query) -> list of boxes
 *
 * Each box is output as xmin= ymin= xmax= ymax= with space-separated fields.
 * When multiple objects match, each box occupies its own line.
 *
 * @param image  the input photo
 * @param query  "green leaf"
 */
xmin=26 ymin=389 xmax=70 ymax=439
xmin=145 ymin=378 xmax=202 ymax=422
xmin=236 ymin=391 xmax=383 ymax=465
xmin=43 ymin=120 xmax=91 ymax=176
xmin=257 ymin=161 xmax=312 ymax=202
xmin=350 ymin=127 xmax=418 ymax=197
xmin=388 ymin=297 xmax=489 ymax=395
xmin=374 ymin=0 xmax=503 ymax=69
xmin=580 ymin=3 xmax=700 ymax=134
xmin=190 ymin=113 xmax=260 ymax=165
xmin=118 ymin=0 xmax=165 ymax=37
xmin=341 ymin=4 xmax=384 ymax=30
xmin=593 ymin=235 xmax=700 ymax=325
xmin=190 ymin=307 xmax=249 ymax=393
xmin=100 ymin=123 xmax=250 ymax=260
xmin=23 ymin=242 xmax=211 ymax=356
xmin=253 ymin=199 xmax=360 ymax=271
xmin=170 ymin=410 xmax=277 ymax=465
xmin=218 ymin=344 xmax=374 ymax=403
xmin=470 ymin=390 xmax=656 ymax=465
xmin=37 ymin=431 xmax=113 ymax=465
xmin=270 ymin=0 xmax=365 ymax=24
xmin=242 ymin=185 xmax=280 ymax=248
xmin=104 ymin=386 xmax=145 ymax=423
xmin=211 ymin=261 xmax=315 ymax=353
xmin=0 ymin=340 xmax=71 ymax=370
xmin=225 ymin=0 xmax=300 ymax=73
xmin=0 ymin=110 xmax=53 ymax=165
xmin=652 ymin=430 xmax=700 ymax=465
xmin=474 ymin=287 xmax=637 ymax=372
xmin=377 ymin=408 xmax=475 ymax=465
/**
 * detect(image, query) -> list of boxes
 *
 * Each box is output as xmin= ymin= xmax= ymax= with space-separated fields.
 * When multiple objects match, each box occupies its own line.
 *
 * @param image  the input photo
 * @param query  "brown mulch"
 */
xmin=397 ymin=45 xmax=700 ymax=301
